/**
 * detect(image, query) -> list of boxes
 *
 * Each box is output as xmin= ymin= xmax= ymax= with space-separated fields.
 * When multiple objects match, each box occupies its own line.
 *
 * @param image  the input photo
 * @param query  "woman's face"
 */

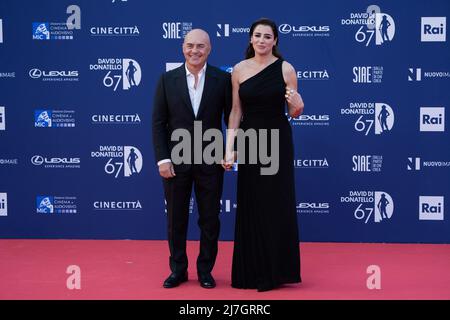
xmin=251 ymin=24 xmax=277 ymax=56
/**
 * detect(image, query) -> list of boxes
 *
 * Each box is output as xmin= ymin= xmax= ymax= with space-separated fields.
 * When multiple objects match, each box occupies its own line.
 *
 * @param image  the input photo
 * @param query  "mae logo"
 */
xmin=420 ymin=107 xmax=445 ymax=132
xmin=91 ymin=145 xmax=143 ymax=178
xmin=421 ymin=17 xmax=446 ymax=42
xmin=32 ymin=5 xmax=81 ymax=40
xmin=419 ymin=196 xmax=444 ymax=221
xmin=0 ymin=193 xmax=7 ymax=216
xmin=341 ymin=191 xmax=394 ymax=223
xmin=341 ymin=102 xmax=394 ymax=135
xmin=90 ymin=58 xmax=142 ymax=91
xmin=341 ymin=5 xmax=395 ymax=46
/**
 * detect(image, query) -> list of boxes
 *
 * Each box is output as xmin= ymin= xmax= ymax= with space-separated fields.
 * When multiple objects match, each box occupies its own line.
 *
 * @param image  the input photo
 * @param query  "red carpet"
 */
xmin=0 ymin=240 xmax=449 ymax=300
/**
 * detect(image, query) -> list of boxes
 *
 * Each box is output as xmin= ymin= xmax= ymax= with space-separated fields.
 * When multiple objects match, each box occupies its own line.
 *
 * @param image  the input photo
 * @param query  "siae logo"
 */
xmin=353 ymin=66 xmax=383 ymax=83
xmin=162 ymin=22 xmax=192 ymax=39
xmin=352 ymin=155 xmax=383 ymax=172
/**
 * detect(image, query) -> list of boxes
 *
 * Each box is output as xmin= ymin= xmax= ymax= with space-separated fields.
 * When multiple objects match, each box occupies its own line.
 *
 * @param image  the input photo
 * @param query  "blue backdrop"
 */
xmin=0 ymin=0 xmax=449 ymax=243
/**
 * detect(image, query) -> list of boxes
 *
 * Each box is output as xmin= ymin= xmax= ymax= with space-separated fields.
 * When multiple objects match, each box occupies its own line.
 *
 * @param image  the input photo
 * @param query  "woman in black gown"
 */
xmin=223 ymin=18 xmax=305 ymax=291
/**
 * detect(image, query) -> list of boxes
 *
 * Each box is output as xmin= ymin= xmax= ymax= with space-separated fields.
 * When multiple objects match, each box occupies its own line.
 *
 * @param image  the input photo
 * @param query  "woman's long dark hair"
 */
xmin=245 ymin=18 xmax=283 ymax=59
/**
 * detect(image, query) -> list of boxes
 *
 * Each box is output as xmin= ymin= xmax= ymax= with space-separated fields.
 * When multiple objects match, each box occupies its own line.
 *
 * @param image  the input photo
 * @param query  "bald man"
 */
xmin=152 ymin=29 xmax=231 ymax=289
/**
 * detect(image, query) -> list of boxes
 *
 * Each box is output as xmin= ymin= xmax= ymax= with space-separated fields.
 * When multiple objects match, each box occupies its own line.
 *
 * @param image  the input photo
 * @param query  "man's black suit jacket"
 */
xmin=152 ymin=64 xmax=232 ymax=173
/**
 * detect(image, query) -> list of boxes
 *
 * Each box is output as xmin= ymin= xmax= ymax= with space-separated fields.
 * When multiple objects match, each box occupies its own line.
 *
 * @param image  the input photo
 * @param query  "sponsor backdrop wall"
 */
xmin=0 ymin=0 xmax=449 ymax=243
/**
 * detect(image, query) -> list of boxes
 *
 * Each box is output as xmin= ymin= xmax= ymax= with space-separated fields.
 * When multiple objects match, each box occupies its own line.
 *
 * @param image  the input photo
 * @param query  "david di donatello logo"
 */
xmin=341 ymin=102 xmax=395 ymax=135
xmin=341 ymin=4 xmax=395 ymax=46
xmin=91 ymin=145 xmax=143 ymax=178
xmin=341 ymin=190 xmax=394 ymax=224
xmin=89 ymin=58 xmax=142 ymax=91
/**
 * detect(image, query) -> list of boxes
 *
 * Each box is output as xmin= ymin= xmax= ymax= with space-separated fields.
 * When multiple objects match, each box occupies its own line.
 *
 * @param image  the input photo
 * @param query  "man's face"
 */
xmin=182 ymin=30 xmax=211 ymax=70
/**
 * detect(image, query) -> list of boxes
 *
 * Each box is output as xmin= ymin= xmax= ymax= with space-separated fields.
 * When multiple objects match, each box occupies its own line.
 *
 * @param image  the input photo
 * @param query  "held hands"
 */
xmin=221 ymin=151 xmax=237 ymax=171
xmin=285 ymin=86 xmax=304 ymax=118
xmin=159 ymin=162 xmax=176 ymax=178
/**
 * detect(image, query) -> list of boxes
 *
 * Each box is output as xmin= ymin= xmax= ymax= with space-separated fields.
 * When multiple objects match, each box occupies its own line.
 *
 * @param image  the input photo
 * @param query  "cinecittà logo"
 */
xmin=91 ymin=113 xmax=141 ymax=125
xmin=90 ymin=26 xmax=139 ymax=37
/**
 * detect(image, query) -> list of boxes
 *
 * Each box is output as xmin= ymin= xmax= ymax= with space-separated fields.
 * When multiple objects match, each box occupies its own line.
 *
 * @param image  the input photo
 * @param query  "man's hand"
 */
xmin=159 ymin=162 xmax=176 ymax=178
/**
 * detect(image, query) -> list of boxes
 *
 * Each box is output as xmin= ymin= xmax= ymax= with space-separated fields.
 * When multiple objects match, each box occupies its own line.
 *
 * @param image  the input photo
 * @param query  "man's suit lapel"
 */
xmin=176 ymin=64 xmax=195 ymax=118
xmin=196 ymin=64 xmax=217 ymax=120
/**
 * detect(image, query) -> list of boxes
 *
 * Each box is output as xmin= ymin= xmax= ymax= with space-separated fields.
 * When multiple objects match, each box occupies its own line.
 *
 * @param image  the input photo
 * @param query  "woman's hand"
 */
xmin=285 ymin=86 xmax=304 ymax=118
xmin=221 ymin=151 xmax=237 ymax=171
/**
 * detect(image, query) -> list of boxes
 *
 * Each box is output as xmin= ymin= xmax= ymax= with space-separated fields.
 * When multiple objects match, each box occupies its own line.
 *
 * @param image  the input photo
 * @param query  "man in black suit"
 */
xmin=152 ymin=29 xmax=231 ymax=289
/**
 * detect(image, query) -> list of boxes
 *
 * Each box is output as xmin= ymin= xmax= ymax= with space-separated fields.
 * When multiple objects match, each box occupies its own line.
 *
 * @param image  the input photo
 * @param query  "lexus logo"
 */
xmin=29 ymin=68 xmax=42 ymax=79
xmin=31 ymin=155 xmax=44 ymax=165
xmin=279 ymin=24 xmax=292 ymax=34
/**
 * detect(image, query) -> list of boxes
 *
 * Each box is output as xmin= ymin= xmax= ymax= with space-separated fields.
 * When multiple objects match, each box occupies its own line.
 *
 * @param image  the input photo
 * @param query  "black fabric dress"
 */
xmin=231 ymin=59 xmax=301 ymax=291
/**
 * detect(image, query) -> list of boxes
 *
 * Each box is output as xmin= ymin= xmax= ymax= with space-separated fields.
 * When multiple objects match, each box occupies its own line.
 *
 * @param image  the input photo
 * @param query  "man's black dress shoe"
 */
xmin=163 ymin=272 xmax=188 ymax=288
xmin=198 ymin=273 xmax=216 ymax=289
